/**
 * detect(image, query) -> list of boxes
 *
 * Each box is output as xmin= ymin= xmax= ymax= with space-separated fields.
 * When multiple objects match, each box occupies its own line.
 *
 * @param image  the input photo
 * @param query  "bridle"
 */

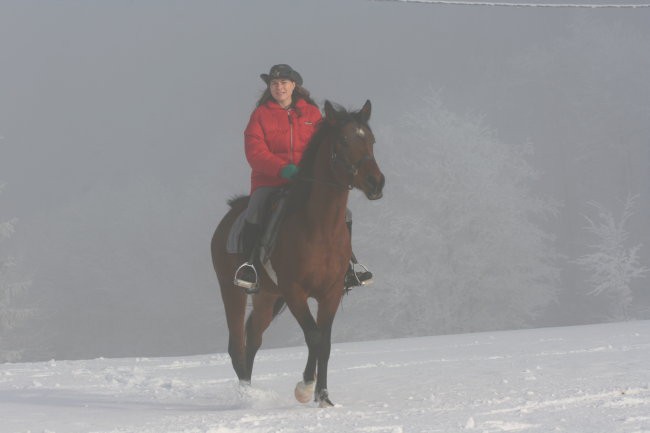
xmin=329 ymin=148 xmax=373 ymax=190
xmin=298 ymin=126 xmax=375 ymax=190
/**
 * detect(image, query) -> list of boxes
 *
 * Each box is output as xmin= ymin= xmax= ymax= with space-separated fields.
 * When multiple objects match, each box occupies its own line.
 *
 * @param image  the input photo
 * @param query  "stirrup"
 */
xmin=353 ymin=262 xmax=373 ymax=286
xmin=346 ymin=262 xmax=373 ymax=288
xmin=234 ymin=262 xmax=259 ymax=294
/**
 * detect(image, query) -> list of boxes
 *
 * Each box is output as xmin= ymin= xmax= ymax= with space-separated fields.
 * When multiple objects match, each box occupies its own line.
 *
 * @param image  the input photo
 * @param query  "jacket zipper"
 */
xmin=287 ymin=109 xmax=294 ymax=163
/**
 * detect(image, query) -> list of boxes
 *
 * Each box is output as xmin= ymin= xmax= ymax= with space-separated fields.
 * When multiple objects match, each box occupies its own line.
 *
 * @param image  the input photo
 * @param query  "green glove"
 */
xmin=280 ymin=164 xmax=299 ymax=179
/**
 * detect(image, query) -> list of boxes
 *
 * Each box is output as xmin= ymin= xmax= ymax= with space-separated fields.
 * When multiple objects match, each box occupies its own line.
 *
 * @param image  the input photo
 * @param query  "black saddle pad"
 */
xmin=225 ymin=188 xmax=289 ymax=261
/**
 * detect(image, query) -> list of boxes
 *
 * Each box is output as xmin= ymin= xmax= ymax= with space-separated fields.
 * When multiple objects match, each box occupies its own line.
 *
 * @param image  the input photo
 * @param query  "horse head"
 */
xmin=324 ymin=100 xmax=385 ymax=200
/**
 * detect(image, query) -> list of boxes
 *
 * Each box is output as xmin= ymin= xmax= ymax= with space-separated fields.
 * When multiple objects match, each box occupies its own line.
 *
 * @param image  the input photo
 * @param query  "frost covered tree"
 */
xmin=1 ymin=183 xmax=31 ymax=362
xmin=498 ymin=19 xmax=650 ymax=312
xmin=342 ymin=94 xmax=560 ymax=338
xmin=575 ymin=195 xmax=649 ymax=320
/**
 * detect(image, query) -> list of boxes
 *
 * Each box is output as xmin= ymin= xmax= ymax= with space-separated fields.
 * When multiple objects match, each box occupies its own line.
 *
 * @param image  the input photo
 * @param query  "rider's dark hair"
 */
xmin=255 ymin=84 xmax=318 ymax=114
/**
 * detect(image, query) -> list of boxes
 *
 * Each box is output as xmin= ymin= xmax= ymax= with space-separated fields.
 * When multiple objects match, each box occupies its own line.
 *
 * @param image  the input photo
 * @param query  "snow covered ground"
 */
xmin=1 ymin=320 xmax=649 ymax=433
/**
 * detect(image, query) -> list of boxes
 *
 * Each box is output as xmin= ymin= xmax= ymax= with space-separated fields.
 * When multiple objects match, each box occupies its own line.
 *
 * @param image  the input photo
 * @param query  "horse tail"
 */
xmin=227 ymin=195 xmax=249 ymax=208
xmin=272 ymin=297 xmax=287 ymax=319
xmin=243 ymin=297 xmax=286 ymax=350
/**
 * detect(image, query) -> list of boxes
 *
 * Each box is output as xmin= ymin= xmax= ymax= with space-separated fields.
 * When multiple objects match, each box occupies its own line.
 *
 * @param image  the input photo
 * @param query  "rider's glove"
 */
xmin=280 ymin=164 xmax=299 ymax=179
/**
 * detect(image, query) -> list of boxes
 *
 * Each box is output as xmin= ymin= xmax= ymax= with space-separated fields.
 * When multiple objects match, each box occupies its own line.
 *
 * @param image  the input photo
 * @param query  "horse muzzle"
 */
xmin=363 ymin=172 xmax=385 ymax=200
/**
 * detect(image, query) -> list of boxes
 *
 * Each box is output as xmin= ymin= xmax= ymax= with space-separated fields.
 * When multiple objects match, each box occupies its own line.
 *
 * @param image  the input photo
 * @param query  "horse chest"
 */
xmin=305 ymin=229 xmax=349 ymax=257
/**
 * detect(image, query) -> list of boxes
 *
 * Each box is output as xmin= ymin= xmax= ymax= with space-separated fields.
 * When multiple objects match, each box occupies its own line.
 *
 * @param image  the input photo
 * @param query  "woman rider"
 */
xmin=234 ymin=64 xmax=372 ymax=293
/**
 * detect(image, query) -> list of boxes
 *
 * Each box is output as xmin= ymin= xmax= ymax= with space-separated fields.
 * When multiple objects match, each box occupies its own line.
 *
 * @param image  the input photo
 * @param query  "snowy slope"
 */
xmin=1 ymin=321 xmax=649 ymax=433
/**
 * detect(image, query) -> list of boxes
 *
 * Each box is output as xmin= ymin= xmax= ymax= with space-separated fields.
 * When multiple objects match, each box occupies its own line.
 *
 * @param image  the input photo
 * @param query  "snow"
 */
xmin=1 ymin=320 xmax=650 ymax=433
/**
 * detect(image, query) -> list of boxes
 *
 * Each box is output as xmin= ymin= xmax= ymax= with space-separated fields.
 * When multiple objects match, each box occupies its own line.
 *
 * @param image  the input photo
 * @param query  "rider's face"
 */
xmin=269 ymin=79 xmax=296 ymax=108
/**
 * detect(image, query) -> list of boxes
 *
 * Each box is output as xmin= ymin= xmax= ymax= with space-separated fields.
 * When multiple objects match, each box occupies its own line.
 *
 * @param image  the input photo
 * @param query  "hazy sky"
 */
xmin=2 ymin=0 xmax=649 ymax=361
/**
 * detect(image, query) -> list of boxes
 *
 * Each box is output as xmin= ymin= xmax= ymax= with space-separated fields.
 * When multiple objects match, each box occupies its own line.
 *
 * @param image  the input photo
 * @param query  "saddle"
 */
xmin=227 ymin=188 xmax=289 ymax=267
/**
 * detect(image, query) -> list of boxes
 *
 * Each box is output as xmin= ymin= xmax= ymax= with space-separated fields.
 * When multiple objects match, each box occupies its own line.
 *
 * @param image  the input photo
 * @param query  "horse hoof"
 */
xmin=294 ymin=380 xmax=315 ymax=403
xmin=318 ymin=398 xmax=334 ymax=408
xmin=316 ymin=389 xmax=334 ymax=408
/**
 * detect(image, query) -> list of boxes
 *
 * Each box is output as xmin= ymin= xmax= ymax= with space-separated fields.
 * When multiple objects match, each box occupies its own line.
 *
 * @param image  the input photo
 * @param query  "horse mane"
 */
xmin=299 ymin=103 xmax=366 ymax=176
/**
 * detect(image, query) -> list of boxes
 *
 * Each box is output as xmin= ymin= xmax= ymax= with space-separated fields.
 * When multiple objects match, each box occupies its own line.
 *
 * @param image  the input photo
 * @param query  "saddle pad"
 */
xmin=226 ymin=211 xmax=246 ymax=255
xmin=225 ymin=193 xmax=288 ymax=261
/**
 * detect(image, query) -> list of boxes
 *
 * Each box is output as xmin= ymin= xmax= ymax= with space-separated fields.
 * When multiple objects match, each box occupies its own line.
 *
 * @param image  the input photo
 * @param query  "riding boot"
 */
xmin=344 ymin=221 xmax=374 ymax=290
xmin=234 ymin=221 xmax=262 ymax=293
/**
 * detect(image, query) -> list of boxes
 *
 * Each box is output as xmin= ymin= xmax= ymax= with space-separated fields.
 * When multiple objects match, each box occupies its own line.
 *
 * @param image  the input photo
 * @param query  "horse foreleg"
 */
xmin=295 ymin=326 xmax=320 ymax=404
xmin=313 ymin=324 xmax=333 ymax=407
xmin=285 ymin=295 xmax=320 ymax=403
xmin=313 ymin=296 xmax=340 ymax=407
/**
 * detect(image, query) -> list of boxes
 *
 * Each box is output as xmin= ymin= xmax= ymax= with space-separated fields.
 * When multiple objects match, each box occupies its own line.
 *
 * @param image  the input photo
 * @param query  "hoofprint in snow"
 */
xmin=1 ymin=322 xmax=650 ymax=433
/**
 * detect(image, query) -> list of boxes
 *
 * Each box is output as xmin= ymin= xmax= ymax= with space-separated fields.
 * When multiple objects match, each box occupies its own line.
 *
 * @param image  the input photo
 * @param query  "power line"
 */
xmin=370 ymin=0 xmax=650 ymax=8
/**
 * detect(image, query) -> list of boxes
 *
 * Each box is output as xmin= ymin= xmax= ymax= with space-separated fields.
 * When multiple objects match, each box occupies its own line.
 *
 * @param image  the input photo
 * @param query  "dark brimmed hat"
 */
xmin=260 ymin=64 xmax=303 ymax=86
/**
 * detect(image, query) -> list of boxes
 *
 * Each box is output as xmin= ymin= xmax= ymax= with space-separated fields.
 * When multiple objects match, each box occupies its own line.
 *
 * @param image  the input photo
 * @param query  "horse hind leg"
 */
xmin=244 ymin=293 xmax=282 ymax=380
xmin=228 ymin=334 xmax=248 ymax=383
xmin=228 ymin=310 xmax=249 ymax=383
xmin=212 ymin=200 xmax=253 ymax=384
xmin=217 ymin=271 xmax=249 ymax=383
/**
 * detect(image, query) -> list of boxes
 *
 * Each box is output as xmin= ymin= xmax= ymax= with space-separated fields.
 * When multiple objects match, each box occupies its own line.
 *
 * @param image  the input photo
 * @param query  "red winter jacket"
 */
xmin=244 ymin=99 xmax=322 ymax=193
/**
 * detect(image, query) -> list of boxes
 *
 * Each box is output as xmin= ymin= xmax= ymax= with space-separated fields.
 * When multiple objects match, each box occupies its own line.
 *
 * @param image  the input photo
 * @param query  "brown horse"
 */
xmin=211 ymin=100 xmax=385 ymax=407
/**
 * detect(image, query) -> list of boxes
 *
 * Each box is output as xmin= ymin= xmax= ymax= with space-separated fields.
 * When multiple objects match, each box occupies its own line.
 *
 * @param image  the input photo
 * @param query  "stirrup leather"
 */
xmin=234 ymin=262 xmax=259 ymax=293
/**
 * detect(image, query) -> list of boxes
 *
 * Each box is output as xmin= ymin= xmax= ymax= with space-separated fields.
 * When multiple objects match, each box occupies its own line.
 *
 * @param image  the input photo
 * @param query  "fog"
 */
xmin=1 ymin=0 xmax=649 ymax=362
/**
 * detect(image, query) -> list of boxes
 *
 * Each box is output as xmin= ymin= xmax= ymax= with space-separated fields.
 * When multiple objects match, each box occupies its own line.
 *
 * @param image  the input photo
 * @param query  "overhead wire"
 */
xmin=369 ymin=0 xmax=650 ymax=8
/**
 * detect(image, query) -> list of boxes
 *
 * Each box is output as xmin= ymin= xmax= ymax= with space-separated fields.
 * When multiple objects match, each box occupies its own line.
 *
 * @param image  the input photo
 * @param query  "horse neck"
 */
xmin=305 ymin=183 xmax=349 ymax=229
xmin=304 ymin=139 xmax=349 ymax=229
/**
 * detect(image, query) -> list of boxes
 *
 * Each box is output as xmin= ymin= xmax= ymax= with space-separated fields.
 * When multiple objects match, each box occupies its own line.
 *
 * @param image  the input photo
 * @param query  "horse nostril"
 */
xmin=366 ymin=175 xmax=378 ymax=191
xmin=366 ymin=174 xmax=384 ymax=196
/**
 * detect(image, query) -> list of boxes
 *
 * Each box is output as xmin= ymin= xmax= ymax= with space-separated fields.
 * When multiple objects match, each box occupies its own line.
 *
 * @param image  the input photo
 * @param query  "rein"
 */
xmin=296 ymin=173 xmax=352 ymax=190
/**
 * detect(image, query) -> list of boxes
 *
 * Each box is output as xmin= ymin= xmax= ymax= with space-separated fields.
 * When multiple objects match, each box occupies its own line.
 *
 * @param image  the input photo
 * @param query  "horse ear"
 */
xmin=359 ymin=99 xmax=371 ymax=123
xmin=324 ymin=100 xmax=338 ymax=126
